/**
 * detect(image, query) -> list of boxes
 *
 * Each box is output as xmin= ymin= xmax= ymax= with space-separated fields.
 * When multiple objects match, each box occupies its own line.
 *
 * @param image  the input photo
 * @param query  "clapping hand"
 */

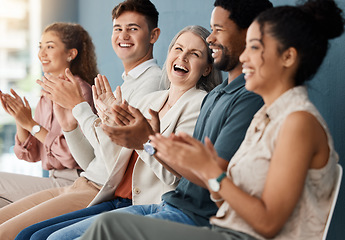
xmin=92 ymin=74 xmax=123 ymax=125
xmin=53 ymin=102 xmax=78 ymax=132
xmin=101 ymin=106 xmax=160 ymax=149
xmin=36 ymin=68 xmax=85 ymax=109
xmin=149 ymin=133 xmax=221 ymax=177
xmin=0 ymin=89 xmax=34 ymax=130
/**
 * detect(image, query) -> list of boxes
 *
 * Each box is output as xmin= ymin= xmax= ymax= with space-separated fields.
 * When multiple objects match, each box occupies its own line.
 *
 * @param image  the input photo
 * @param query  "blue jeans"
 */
xmin=14 ymin=198 xmax=132 ymax=240
xmin=47 ymin=201 xmax=196 ymax=240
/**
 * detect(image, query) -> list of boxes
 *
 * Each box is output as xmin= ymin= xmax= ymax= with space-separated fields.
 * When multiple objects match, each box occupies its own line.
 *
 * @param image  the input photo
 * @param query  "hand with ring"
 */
xmin=92 ymin=74 xmax=119 ymax=109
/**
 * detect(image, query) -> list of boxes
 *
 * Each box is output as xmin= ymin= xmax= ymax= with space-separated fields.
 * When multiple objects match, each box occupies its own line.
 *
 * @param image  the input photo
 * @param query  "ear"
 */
xmin=282 ymin=47 xmax=298 ymax=68
xmin=149 ymin=28 xmax=161 ymax=44
xmin=68 ymin=48 xmax=78 ymax=61
xmin=202 ymin=64 xmax=212 ymax=77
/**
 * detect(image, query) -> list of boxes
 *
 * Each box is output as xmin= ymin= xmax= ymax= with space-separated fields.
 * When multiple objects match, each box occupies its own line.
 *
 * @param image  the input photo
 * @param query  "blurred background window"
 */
xmin=0 ymin=0 xmax=42 ymax=177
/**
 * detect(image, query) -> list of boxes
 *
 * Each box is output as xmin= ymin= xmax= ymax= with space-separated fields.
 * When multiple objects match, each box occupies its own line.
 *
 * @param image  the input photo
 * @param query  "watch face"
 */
xmin=33 ymin=125 xmax=40 ymax=132
xmin=143 ymin=142 xmax=156 ymax=156
xmin=208 ymin=179 xmax=220 ymax=192
xmin=31 ymin=125 xmax=41 ymax=135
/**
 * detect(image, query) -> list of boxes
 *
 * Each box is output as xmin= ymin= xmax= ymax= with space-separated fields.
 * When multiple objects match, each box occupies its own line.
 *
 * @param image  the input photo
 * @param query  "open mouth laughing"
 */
xmin=174 ymin=64 xmax=189 ymax=73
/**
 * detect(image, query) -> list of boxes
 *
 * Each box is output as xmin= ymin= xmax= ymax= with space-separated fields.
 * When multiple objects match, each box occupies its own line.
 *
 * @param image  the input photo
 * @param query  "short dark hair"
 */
xmin=112 ymin=0 xmax=159 ymax=31
xmin=214 ymin=0 xmax=273 ymax=29
xmin=256 ymin=0 xmax=344 ymax=85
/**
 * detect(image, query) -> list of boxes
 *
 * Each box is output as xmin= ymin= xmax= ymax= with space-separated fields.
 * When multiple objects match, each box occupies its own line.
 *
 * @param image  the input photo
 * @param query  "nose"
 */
xmin=239 ymin=48 xmax=247 ymax=63
xmin=179 ymin=52 xmax=188 ymax=62
xmin=119 ymin=29 xmax=130 ymax=40
xmin=38 ymin=47 xmax=46 ymax=58
xmin=206 ymin=31 xmax=215 ymax=45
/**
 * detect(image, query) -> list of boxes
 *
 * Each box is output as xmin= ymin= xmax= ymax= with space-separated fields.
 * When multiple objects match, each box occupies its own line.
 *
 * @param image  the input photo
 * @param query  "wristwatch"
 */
xmin=208 ymin=172 xmax=227 ymax=192
xmin=31 ymin=124 xmax=41 ymax=136
xmin=143 ymin=140 xmax=156 ymax=156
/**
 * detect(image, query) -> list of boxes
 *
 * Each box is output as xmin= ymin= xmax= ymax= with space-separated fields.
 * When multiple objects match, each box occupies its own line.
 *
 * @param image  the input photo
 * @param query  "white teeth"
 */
xmin=212 ymin=49 xmax=219 ymax=53
xmin=42 ymin=60 xmax=49 ymax=64
xmin=242 ymin=68 xmax=254 ymax=74
xmin=174 ymin=64 xmax=188 ymax=72
xmin=119 ymin=43 xmax=132 ymax=48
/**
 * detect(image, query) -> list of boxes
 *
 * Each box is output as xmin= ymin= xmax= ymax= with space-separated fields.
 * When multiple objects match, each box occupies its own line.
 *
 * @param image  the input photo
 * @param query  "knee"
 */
xmin=96 ymin=212 xmax=118 ymax=225
xmin=46 ymin=227 xmax=71 ymax=240
xmin=14 ymin=228 xmax=33 ymax=240
xmin=92 ymin=212 xmax=127 ymax=229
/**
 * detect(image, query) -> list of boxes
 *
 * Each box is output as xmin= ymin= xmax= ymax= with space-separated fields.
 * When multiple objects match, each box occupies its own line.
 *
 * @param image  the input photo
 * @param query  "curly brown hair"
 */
xmin=43 ymin=22 xmax=99 ymax=85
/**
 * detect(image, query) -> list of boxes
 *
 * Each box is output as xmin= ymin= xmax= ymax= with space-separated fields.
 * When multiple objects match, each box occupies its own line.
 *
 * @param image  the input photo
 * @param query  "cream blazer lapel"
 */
xmin=89 ymin=88 xmax=203 ymax=206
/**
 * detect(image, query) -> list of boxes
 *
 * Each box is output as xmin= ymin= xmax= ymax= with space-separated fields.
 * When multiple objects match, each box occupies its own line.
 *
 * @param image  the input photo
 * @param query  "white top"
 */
xmin=64 ymin=60 xmax=163 ymax=185
xmin=211 ymin=86 xmax=338 ymax=240
xmin=121 ymin=59 xmax=164 ymax=107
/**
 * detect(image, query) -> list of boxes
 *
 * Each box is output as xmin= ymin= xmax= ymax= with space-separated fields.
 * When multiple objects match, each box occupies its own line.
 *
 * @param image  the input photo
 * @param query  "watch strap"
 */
xmin=216 ymin=172 xmax=227 ymax=183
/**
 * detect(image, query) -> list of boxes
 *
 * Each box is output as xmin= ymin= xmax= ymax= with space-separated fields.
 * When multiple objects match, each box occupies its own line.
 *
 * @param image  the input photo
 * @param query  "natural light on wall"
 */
xmin=0 ymin=0 xmax=42 ymax=177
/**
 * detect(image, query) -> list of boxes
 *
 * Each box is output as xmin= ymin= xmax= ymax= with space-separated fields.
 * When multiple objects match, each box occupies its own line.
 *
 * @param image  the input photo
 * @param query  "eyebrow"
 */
xmin=249 ymin=38 xmax=262 ymax=43
xmin=39 ymin=41 xmax=55 ymax=45
xmin=175 ymin=42 xmax=204 ymax=54
xmin=114 ymin=23 xmax=142 ymax=28
xmin=211 ymin=23 xmax=224 ymax=29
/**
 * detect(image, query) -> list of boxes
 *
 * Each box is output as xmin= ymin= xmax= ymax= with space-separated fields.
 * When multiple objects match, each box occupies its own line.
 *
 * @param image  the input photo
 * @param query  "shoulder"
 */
xmin=189 ymin=88 xmax=207 ymax=98
xmin=236 ymin=86 xmax=262 ymax=102
xmin=143 ymin=89 xmax=168 ymax=99
xmin=279 ymin=111 xmax=328 ymax=153
xmin=279 ymin=111 xmax=330 ymax=168
xmin=282 ymin=111 xmax=324 ymax=136
xmin=177 ymin=89 xmax=207 ymax=114
xmin=75 ymin=76 xmax=92 ymax=90
xmin=142 ymin=64 xmax=162 ymax=78
xmin=35 ymin=95 xmax=52 ymax=114
xmin=137 ymin=66 xmax=163 ymax=88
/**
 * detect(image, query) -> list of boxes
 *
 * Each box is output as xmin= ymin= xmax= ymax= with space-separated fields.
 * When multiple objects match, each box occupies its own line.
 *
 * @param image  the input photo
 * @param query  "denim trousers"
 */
xmin=47 ymin=201 xmax=196 ymax=240
xmin=14 ymin=197 xmax=132 ymax=240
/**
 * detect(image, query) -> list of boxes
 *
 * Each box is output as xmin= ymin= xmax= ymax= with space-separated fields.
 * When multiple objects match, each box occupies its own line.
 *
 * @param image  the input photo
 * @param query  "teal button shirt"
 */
xmin=162 ymin=74 xmax=264 ymax=226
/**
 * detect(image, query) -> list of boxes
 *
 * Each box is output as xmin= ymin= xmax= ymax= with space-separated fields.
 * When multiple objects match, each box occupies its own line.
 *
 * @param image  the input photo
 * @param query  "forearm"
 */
xmin=72 ymin=102 xmax=100 ymax=148
xmin=16 ymin=119 xmax=49 ymax=145
xmin=200 ymin=165 xmax=283 ymax=238
xmin=13 ymin=133 xmax=39 ymax=161
xmin=63 ymin=126 xmax=95 ymax=170
xmin=15 ymin=123 xmax=30 ymax=143
xmin=213 ymin=177 xmax=276 ymax=237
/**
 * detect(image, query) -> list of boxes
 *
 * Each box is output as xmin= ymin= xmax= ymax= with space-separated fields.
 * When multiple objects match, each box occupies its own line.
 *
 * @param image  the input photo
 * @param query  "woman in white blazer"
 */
xmin=15 ymin=25 xmax=222 ymax=240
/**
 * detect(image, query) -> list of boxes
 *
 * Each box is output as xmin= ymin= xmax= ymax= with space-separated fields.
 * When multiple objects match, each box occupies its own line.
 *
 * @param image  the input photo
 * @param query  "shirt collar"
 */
xmin=122 ymin=59 xmax=158 ymax=80
xmin=256 ymin=86 xmax=307 ymax=121
xmin=215 ymin=73 xmax=246 ymax=94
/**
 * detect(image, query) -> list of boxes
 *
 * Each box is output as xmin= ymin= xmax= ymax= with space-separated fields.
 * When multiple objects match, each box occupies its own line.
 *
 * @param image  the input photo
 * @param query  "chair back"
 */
xmin=322 ymin=163 xmax=343 ymax=240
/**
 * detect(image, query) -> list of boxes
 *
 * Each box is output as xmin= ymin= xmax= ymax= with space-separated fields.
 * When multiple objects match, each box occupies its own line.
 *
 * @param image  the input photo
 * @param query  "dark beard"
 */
xmin=214 ymin=48 xmax=239 ymax=72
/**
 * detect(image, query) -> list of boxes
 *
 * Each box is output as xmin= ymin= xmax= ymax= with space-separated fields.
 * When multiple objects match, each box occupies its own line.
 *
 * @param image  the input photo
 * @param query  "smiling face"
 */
xmin=207 ymin=7 xmax=247 ymax=73
xmin=240 ymin=21 xmax=292 ymax=99
xmin=38 ymin=31 xmax=71 ymax=76
xmin=166 ymin=31 xmax=211 ymax=91
xmin=112 ymin=11 xmax=156 ymax=71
